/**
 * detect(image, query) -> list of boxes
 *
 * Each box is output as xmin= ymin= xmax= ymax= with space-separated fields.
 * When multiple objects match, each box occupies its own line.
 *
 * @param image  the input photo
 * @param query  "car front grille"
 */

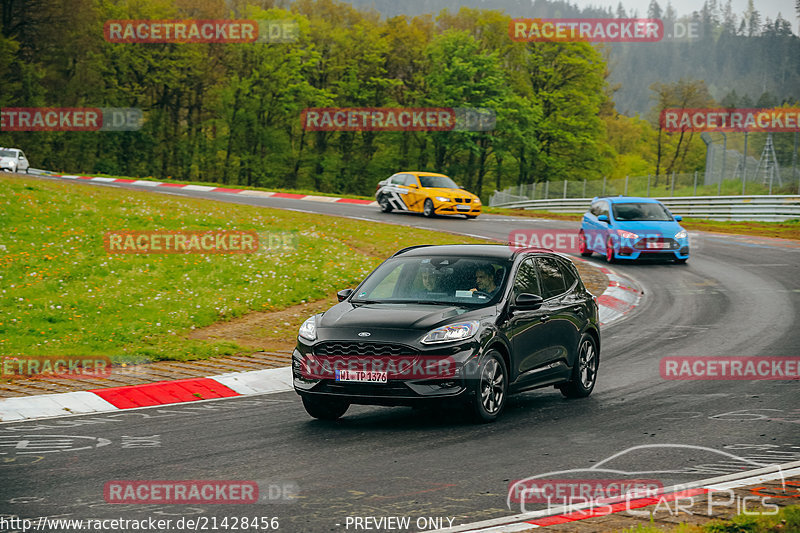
xmin=314 ymin=342 xmax=418 ymax=357
xmin=633 ymin=237 xmax=679 ymax=250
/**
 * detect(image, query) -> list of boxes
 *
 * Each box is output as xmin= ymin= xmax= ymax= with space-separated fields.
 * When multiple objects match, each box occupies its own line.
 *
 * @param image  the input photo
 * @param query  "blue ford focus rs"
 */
xmin=579 ymin=196 xmax=690 ymax=264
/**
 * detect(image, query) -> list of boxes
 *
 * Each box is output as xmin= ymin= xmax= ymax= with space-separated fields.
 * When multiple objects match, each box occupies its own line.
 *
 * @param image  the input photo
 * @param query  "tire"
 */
xmin=469 ymin=350 xmax=508 ymax=423
xmin=378 ymin=195 xmax=393 ymax=213
xmin=465 ymin=215 xmax=477 ymax=219
xmin=605 ymin=237 xmax=616 ymax=263
xmin=301 ymin=395 xmax=349 ymax=420
xmin=578 ymin=230 xmax=592 ymax=257
xmin=559 ymin=333 xmax=599 ymax=399
xmin=423 ymin=198 xmax=435 ymax=218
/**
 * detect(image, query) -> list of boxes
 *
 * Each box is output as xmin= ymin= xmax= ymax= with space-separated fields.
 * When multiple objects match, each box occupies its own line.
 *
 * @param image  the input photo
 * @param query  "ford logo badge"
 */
xmin=358 ymin=332 xmax=371 ymax=337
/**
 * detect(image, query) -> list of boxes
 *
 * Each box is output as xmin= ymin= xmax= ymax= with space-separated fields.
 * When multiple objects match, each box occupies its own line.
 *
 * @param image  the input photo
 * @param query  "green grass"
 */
xmin=615 ymin=504 xmax=799 ymax=532
xmin=0 ymin=174 xmax=487 ymax=362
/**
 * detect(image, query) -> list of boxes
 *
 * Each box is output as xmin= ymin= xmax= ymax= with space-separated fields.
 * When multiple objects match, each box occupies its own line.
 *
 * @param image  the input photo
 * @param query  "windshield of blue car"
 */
xmin=612 ymin=202 xmax=673 ymax=221
xmin=350 ymin=256 xmax=510 ymax=306
xmin=418 ymin=175 xmax=459 ymax=188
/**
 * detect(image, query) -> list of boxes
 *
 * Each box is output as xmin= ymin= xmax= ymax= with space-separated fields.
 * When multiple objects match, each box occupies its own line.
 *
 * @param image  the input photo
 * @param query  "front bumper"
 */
xmin=292 ymin=340 xmax=481 ymax=406
xmin=433 ymin=201 xmax=481 ymax=217
xmin=614 ymin=237 xmax=689 ymax=261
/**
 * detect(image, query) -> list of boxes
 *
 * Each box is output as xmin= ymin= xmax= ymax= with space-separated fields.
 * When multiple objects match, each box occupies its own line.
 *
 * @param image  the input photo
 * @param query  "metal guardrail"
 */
xmin=490 ymin=195 xmax=800 ymax=221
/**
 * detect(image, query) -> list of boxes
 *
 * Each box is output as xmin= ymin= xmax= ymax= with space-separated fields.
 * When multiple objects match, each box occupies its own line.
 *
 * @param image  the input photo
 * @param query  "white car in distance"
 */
xmin=0 ymin=148 xmax=30 ymax=173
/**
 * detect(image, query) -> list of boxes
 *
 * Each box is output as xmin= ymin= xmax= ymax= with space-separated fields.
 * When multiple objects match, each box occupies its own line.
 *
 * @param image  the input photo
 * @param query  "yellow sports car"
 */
xmin=375 ymin=171 xmax=481 ymax=219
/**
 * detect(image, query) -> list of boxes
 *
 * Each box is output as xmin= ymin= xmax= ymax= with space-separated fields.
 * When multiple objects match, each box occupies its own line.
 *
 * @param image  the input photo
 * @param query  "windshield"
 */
xmin=612 ymin=202 xmax=673 ymax=222
xmin=0 ymin=150 xmax=15 ymax=157
xmin=351 ymin=256 xmax=510 ymax=306
xmin=418 ymin=175 xmax=459 ymax=189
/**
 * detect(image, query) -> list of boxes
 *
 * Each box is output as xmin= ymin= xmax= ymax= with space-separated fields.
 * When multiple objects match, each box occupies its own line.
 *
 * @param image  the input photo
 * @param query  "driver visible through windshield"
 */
xmin=612 ymin=202 xmax=673 ymax=221
xmin=351 ymin=256 xmax=509 ymax=305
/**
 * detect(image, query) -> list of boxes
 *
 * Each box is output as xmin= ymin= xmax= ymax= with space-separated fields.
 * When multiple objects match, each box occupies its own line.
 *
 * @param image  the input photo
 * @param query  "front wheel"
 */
xmin=301 ymin=395 xmax=349 ymax=420
xmin=559 ymin=333 xmax=599 ymax=398
xmin=423 ymin=198 xmax=435 ymax=217
xmin=465 ymin=214 xmax=477 ymax=219
xmin=605 ymin=237 xmax=616 ymax=263
xmin=468 ymin=350 xmax=508 ymax=423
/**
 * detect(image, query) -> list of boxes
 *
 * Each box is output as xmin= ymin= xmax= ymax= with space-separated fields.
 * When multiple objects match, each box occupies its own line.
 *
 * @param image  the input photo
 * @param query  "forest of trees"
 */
xmin=1 ymin=0 xmax=798 ymax=198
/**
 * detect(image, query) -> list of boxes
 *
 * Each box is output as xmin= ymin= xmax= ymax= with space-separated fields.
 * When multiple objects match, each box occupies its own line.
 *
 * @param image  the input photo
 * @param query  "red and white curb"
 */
xmin=0 ymin=367 xmax=292 ymax=423
xmin=45 ymin=173 xmax=379 ymax=206
xmin=434 ymin=461 xmax=800 ymax=532
xmin=571 ymin=258 xmax=642 ymax=326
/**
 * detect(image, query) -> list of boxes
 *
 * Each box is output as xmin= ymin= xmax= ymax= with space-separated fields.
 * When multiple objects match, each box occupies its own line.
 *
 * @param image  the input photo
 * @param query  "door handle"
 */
xmin=573 ymin=306 xmax=584 ymax=313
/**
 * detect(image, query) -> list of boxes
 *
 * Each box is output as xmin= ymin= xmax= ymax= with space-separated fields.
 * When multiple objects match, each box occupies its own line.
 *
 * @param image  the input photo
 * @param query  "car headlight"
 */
xmin=616 ymin=229 xmax=639 ymax=239
xmin=474 ymin=198 xmax=481 ymax=204
xmin=298 ymin=316 xmax=317 ymax=341
xmin=435 ymin=196 xmax=450 ymax=202
xmin=421 ymin=321 xmax=480 ymax=344
xmin=675 ymin=230 xmax=688 ymax=240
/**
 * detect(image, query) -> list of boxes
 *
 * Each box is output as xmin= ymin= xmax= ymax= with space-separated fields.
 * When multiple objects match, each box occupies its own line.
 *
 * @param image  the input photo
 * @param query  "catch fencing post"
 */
xmin=544 ymin=180 xmax=549 ymax=199
xmin=602 ymin=176 xmax=606 ymax=195
xmin=693 ymin=171 xmax=698 ymax=195
xmin=583 ymin=179 xmax=586 ymax=198
xmin=646 ymin=174 xmax=651 ymax=197
xmin=741 ymin=132 xmax=748 ymax=195
xmin=624 ymin=175 xmax=628 ymax=196
xmin=670 ymin=172 xmax=675 ymax=196
xmin=563 ymin=179 xmax=567 ymax=199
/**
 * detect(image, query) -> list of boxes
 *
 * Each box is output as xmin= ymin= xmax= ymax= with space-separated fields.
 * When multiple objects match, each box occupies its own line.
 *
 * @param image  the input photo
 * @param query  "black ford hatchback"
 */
xmin=293 ymin=244 xmax=600 ymax=422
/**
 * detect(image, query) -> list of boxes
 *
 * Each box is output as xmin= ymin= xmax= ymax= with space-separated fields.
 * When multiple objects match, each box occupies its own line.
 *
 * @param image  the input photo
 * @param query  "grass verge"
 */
xmin=0 ymin=174 xmax=486 ymax=362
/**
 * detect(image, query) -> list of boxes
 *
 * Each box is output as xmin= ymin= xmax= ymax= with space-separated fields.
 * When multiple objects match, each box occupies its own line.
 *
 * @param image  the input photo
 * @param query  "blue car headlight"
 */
xmin=675 ymin=229 xmax=688 ymax=240
xmin=421 ymin=321 xmax=480 ymax=344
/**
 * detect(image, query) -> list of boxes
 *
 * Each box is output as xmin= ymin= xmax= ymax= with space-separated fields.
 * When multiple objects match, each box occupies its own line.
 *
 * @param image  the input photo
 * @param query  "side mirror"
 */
xmin=674 ymin=215 xmax=682 ymax=221
xmin=597 ymin=215 xmax=610 ymax=223
xmin=512 ymin=293 xmax=544 ymax=310
xmin=456 ymin=184 xmax=464 ymax=189
xmin=409 ymin=183 xmax=418 ymax=189
xmin=337 ymin=288 xmax=354 ymax=302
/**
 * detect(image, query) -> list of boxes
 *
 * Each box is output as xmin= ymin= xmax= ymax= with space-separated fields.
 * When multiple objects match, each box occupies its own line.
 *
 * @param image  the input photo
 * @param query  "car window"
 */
xmin=402 ymin=174 xmax=419 ymax=186
xmin=352 ymin=256 xmax=510 ymax=306
xmin=613 ymin=202 xmax=672 ymax=221
xmin=599 ymin=201 xmax=610 ymax=218
xmin=418 ymin=175 xmax=458 ymax=188
xmin=535 ymin=257 xmax=567 ymax=299
xmin=558 ymin=259 xmax=578 ymax=290
xmin=18 ymin=152 xmax=26 ymax=159
xmin=513 ymin=258 xmax=541 ymax=297
xmin=388 ymin=174 xmax=403 ymax=185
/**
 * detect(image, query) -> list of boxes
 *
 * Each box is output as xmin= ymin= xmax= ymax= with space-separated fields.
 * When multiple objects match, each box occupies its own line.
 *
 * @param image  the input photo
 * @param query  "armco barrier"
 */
xmin=489 ymin=195 xmax=800 ymax=221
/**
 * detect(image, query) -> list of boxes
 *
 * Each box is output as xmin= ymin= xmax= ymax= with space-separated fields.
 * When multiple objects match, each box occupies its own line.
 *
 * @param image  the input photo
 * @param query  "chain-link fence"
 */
xmin=490 ymin=170 xmax=800 ymax=206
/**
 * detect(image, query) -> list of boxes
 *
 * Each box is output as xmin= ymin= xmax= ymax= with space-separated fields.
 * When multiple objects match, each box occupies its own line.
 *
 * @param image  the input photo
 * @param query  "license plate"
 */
xmin=647 ymin=242 xmax=670 ymax=249
xmin=456 ymin=205 xmax=471 ymax=211
xmin=335 ymin=369 xmax=387 ymax=383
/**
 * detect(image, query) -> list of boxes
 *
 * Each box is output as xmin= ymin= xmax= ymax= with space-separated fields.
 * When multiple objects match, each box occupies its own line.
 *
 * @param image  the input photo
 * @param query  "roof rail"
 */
xmin=391 ymin=244 xmax=433 ymax=257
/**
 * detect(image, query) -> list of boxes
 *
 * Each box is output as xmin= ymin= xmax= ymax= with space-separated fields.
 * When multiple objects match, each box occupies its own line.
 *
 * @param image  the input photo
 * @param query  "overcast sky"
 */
xmin=574 ymin=0 xmax=797 ymax=22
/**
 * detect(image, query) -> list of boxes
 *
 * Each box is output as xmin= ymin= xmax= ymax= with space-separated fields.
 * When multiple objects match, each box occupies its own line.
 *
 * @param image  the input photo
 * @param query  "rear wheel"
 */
xmin=468 ymin=350 xmax=508 ymax=423
xmin=559 ymin=333 xmax=599 ymax=398
xmin=301 ymin=395 xmax=349 ymax=420
xmin=423 ymin=198 xmax=435 ymax=217
xmin=579 ymin=231 xmax=592 ymax=257
xmin=378 ymin=195 xmax=393 ymax=213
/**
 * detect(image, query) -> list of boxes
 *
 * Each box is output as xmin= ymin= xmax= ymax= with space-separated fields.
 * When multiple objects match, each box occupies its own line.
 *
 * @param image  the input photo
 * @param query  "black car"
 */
xmin=293 ymin=244 xmax=600 ymax=422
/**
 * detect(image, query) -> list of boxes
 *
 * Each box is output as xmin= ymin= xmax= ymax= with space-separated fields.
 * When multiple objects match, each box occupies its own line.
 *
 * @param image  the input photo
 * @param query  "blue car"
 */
xmin=579 ymin=196 xmax=690 ymax=264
